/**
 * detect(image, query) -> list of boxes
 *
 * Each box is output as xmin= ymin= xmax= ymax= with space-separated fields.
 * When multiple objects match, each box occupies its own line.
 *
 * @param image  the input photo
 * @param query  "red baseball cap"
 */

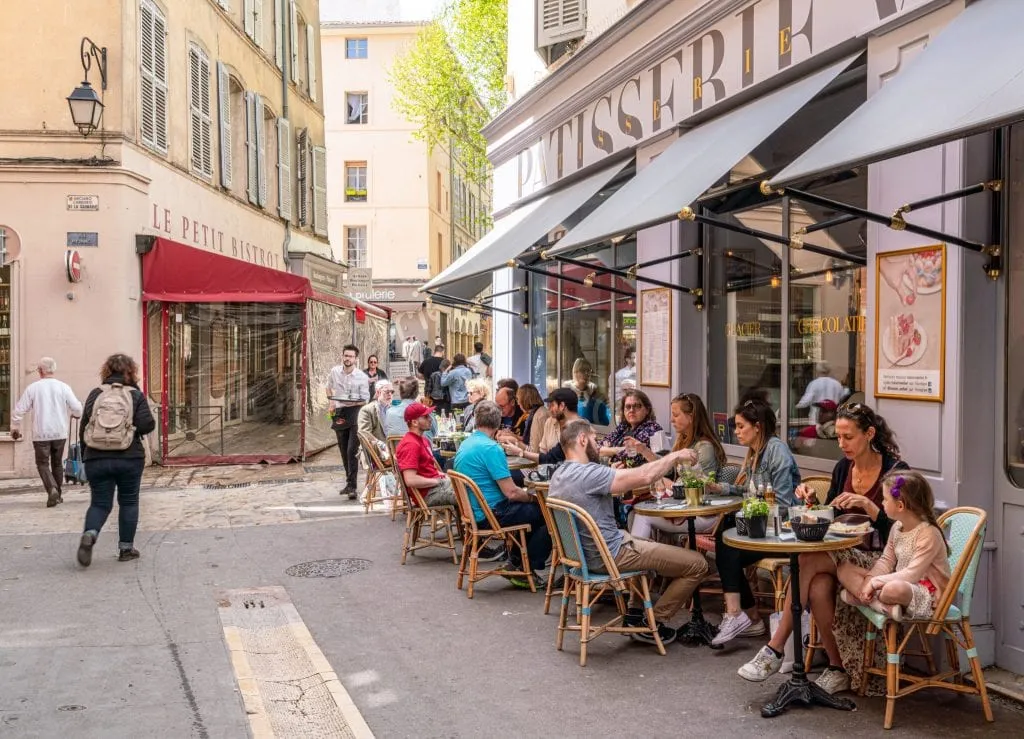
xmin=815 ymin=399 xmax=838 ymax=411
xmin=404 ymin=402 xmax=432 ymax=424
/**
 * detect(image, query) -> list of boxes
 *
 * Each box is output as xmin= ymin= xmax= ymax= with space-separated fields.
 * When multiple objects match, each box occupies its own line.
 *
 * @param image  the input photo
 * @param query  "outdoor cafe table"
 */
xmin=633 ymin=498 xmax=742 ymax=647
xmin=506 ymin=456 xmax=536 ymax=470
xmin=722 ymin=526 xmax=863 ymax=718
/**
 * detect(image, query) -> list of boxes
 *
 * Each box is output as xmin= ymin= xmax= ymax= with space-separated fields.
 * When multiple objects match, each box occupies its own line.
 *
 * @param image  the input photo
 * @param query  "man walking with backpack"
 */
xmin=11 ymin=357 xmax=83 ymax=507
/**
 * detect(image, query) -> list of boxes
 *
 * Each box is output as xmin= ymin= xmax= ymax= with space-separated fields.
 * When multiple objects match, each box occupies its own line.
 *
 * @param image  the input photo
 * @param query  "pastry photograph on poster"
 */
xmin=875 ymin=244 xmax=945 ymax=402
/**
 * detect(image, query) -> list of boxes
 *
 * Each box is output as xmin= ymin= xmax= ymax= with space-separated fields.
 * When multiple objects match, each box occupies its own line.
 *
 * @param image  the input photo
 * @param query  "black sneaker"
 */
xmin=118 ymin=548 xmax=141 ymax=562
xmin=477 ymin=544 xmax=506 ymax=562
xmin=77 ymin=532 xmax=96 ymax=567
xmin=344 ymin=486 xmax=358 ymax=500
xmin=632 ymin=623 xmax=678 ymax=646
xmin=47 ymin=491 xmax=59 ymax=508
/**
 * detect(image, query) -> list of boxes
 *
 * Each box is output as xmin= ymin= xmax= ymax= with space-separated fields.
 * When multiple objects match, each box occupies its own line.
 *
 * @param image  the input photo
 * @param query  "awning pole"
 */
xmin=423 ymin=290 xmax=523 ymax=319
xmin=479 ymin=286 xmax=528 ymax=302
xmin=542 ymin=298 xmax=615 ymax=317
xmin=633 ymin=247 xmax=700 ymax=271
xmin=769 ymin=184 xmax=992 ymax=255
xmin=678 ymin=206 xmax=867 ymax=266
xmin=545 ymin=253 xmax=695 ymax=295
xmin=513 ymin=261 xmax=636 ymax=297
xmin=801 ymin=213 xmax=858 ymax=235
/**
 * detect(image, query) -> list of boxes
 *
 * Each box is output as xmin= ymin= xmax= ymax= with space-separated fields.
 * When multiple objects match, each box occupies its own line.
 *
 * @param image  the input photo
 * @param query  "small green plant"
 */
xmin=742 ymin=498 xmax=770 ymax=518
xmin=678 ymin=467 xmax=715 ymax=489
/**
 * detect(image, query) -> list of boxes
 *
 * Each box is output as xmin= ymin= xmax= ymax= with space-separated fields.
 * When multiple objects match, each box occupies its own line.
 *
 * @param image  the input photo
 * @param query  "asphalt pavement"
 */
xmin=0 ymin=477 xmax=1017 ymax=738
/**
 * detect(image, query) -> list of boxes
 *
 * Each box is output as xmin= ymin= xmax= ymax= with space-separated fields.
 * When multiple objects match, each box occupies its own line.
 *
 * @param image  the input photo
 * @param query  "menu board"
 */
xmin=639 ymin=287 xmax=672 ymax=387
xmin=875 ymin=244 xmax=945 ymax=402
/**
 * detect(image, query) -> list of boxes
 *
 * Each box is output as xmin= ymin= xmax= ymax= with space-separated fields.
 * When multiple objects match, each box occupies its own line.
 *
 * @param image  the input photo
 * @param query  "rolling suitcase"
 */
xmin=64 ymin=418 xmax=89 ymax=485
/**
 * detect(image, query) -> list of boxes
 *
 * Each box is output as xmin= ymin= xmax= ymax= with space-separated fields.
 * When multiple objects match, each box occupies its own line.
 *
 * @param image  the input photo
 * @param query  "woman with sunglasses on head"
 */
xmin=598 ymin=389 xmax=664 ymax=469
xmin=710 ymin=397 xmax=801 ymax=647
xmin=364 ymin=355 xmax=388 ymax=398
xmin=736 ymin=402 xmax=908 ymax=697
xmin=629 ymin=393 xmax=728 ymax=540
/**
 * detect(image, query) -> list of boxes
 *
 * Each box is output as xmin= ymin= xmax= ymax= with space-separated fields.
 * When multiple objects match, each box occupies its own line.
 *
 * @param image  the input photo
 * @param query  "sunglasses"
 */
xmin=624 ymin=403 xmax=645 ymax=411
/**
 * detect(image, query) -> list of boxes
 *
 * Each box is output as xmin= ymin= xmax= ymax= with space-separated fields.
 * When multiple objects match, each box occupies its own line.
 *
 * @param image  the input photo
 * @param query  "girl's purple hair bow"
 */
xmin=891 ymin=476 xmax=905 ymax=499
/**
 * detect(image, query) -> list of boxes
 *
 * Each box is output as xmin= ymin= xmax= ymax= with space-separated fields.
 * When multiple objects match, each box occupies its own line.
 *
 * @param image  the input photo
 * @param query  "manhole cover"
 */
xmin=285 ymin=558 xmax=372 ymax=578
xmin=57 ymin=705 xmax=86 ymax=712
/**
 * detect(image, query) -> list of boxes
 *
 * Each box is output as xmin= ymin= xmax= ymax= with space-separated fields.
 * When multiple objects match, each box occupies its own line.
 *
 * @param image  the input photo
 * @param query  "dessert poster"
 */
xmin=875 ymin=244 xmax=945 ymax=401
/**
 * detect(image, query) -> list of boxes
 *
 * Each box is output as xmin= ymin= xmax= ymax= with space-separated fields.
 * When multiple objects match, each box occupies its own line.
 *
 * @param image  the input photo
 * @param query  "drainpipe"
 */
xmin=280 ymin=0 xmax=291 ymax=268
xmin=448 ymin=137 xmax=457 ymax=346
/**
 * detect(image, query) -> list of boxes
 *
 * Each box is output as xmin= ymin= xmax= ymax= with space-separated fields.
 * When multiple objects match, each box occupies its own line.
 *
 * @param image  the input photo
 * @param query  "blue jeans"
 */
xmin=490 ymin=498 xmax=551 ymax=572
xmin=84 ymin=457 xmax=145 ymax=548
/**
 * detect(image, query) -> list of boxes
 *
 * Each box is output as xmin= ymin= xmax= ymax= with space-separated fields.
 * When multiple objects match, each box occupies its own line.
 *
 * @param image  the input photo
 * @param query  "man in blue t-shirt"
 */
xmin=453 ymin=401 xmax=551 ymax=585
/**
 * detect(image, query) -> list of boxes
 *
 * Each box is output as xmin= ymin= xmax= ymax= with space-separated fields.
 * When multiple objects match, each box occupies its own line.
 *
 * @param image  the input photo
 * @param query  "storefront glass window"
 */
xmin=530 ymin=270 xmax=557 ymax=394
xmin=1006 ymin=122 xmax=1024 ymax=486
xmin=707 ymin=205 xmax=785 ymax=442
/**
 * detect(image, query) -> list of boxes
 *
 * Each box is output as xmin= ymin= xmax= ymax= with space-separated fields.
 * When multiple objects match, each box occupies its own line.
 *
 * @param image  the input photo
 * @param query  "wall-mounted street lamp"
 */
xmin=66 ymin=37 xmax=107 ymax=136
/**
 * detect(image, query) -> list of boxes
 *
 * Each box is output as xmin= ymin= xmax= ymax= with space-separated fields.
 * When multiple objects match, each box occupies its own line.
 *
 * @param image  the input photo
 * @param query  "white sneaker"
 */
xmin=738 ymin=645 xmax=784 ymax=682
xmin=814 ymin=667 xmax=851 ymax=695
xmin=739 ymin=618 xmax=767 ymax=637
xmin=711 ymin=612 xmax=752 ymax=646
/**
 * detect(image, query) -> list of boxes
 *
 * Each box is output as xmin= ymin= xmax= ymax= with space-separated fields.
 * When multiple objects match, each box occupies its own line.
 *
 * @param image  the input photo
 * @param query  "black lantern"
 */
xmin=66 ymin=38 xmax=107 ymax=136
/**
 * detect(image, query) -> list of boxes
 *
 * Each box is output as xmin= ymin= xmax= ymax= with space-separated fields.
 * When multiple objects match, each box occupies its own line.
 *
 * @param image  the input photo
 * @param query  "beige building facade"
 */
xmin=320 ymin=17 xmax=490 ymax=361
xmin=0 ymin=0 xmax=368 ymax=474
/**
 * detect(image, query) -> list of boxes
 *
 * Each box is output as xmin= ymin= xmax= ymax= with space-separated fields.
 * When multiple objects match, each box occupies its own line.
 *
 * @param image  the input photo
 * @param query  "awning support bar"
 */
xmin=479 ymin=286 xmax=528 ymax=302
xmin=769 ymin=184 xmax=994 ymax=255
xmin=633 ymin=247 xmax=700 ymax=272
xmin=545 ymin=253 xmax=696 ymax=295
xmin=423 ymin=290 xmax=524 ymax=319
xmin=678 ymin=207 xmax=867 ymax=266
xmin=801 ymin=213 xmax=858 ymax=235
xmin=543 ymin=299 xmax=613 ymax=317
xmin=513 ymin=261 xmax=636 ymax=297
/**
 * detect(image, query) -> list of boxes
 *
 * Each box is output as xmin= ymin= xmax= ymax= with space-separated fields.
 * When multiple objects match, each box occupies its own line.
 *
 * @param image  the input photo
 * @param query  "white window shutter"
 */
xmin=296 ymin=128 xmax=309 ymax=226
xmin=306 ymin=25 xmax=317 ymax=101
xmin=139 ymin=2 xmax=155 ymax=148
xmin=217 ymin=62 xmax=232 ymax=189
xmin=255 ymin=94 xmax=267 ymax=208
xmin=243 ymin=0 xmax=255 ymax=39
xmin=312 ymin=145 xmax=327 ymax=237
xmin=277 ymin=118 xmax=292 ymax=221
xmin=153 ymin=7 xmax=169 ymax=151
xmin=253 ymin=0 xmax=264 ymax=49
xmin=537 ymin=0 xmax=586 ymax=48
xmin=290 ymin=1 xmax=299 ymax=83
xmin=274 ymin=0 xmax=284 ymax=69
xmin=245 ymin=92 xmax=258 ymax=204
xmin=200 ymin=55 xmax=212 ymax=177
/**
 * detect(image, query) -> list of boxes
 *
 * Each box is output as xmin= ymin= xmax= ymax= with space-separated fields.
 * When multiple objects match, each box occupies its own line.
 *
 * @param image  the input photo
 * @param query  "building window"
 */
xmin=346 ymin=226 xmax=367 ymax=267
xmin=346 ymin=38 xmax=367 ymax=59
xmin=188 ymin=45 xmax=213 ymax=179
xmin=139 ymin=0 xmax=169 ymax=153
xmin=345 ymin=162 xmax=367 ymax=202
xmin=346 ymin=92 xmax=368 ymax=124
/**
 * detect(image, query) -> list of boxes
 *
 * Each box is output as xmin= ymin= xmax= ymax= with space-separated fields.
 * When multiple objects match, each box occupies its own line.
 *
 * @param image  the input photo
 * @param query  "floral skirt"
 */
xmin=829 ymin=547 xmax=886 ymax=696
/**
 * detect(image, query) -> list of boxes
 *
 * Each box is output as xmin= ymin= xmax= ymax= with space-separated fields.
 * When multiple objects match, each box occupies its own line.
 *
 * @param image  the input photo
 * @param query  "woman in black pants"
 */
xmin=76 ymin=354 xmax=156 ymax=566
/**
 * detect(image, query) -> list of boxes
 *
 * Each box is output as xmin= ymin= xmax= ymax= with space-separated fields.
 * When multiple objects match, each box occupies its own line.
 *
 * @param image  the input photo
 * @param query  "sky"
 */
xmin=320 ymin=0 xmax=448 ymax=24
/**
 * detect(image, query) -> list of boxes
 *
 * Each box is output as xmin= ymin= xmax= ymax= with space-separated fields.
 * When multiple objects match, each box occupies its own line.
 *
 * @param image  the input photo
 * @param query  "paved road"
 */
xmin=0 ymin=480 xmax=1016 ymax=737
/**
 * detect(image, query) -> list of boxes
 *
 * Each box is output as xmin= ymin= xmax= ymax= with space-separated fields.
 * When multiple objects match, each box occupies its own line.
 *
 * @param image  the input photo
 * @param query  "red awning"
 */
xmin=142 ymin=237 xmax=312 ymax=303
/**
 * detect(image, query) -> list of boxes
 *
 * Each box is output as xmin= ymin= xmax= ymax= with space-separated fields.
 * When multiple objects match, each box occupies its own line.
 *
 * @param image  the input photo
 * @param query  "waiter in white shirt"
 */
xmin=327 ymin=344 xmax=370 ymax=499
xmin=11 ymin=357 xmax=83 ymax=507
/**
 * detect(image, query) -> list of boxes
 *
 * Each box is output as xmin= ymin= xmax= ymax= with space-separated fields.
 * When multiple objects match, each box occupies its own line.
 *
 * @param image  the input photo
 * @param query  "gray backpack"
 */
xmin=83 ymin=383 xmax=136 ymax=450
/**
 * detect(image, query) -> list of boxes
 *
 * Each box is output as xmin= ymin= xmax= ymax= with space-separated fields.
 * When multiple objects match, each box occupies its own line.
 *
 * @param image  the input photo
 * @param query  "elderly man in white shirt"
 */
xmin=11 ymin=357 xmax=83 ymax=507
xmin=795 ymin=361 xmax=846 ymax=424
xmin=328 ymin=344 xmax=371 ymax=499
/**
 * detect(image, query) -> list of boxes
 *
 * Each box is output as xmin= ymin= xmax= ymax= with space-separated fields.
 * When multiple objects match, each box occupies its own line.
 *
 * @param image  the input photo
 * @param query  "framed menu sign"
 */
xmin=639 ymin=287 xmax=672 ymax=387
xmin=875 ymin=244 xmax=945 ymax=402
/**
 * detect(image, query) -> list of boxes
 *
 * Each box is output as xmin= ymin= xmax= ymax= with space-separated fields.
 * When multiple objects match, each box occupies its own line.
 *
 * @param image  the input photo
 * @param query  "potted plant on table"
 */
xmin=674 ymin=466 xmax=716 ymax=506
xmin=741 ymin=497 xmax=771 ymax=538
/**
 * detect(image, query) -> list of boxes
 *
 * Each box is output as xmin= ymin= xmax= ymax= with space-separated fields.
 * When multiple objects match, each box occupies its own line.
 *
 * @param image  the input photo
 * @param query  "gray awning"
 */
xmin=549 ymin=55 xmax=857 ymax=256
xmin=420 ymin=160 xmax=631 ymax=300
xmin=772 ymin=0 xmax=1024 ymax=186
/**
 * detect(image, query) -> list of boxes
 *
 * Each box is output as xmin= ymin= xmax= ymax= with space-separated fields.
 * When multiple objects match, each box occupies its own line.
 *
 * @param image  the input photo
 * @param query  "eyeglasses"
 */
xmin=624 ymin=403 xmax=645 ymax=411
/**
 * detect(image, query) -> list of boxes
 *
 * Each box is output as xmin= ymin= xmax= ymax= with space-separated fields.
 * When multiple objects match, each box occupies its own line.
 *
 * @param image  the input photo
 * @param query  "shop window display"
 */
xmin=1006 ymin=122 xmax=1024 ymax=486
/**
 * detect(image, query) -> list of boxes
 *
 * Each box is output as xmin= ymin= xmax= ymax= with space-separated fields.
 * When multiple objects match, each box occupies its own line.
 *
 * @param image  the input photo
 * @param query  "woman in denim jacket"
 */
xmin=710 ymin=398 xmax=800 ymax=646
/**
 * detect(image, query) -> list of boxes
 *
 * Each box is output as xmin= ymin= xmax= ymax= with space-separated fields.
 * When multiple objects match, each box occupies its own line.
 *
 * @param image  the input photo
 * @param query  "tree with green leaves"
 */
xmin=390 ymin=0 xmax=507 ymax=185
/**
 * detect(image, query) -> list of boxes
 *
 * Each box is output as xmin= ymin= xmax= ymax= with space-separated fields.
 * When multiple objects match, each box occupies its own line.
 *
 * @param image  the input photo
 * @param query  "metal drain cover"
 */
xmin=286 ymin=558 xmax=372 ymax=578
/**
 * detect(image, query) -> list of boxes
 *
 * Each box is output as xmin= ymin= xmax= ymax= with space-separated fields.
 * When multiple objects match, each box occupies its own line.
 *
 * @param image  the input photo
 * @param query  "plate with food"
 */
xmin=882 ymin=313 xmax=926 ymax=367
xmin=788 ymin=504 xmax=834 ymax=521
xmin=829 ymin=513 xmax=872 ymax=537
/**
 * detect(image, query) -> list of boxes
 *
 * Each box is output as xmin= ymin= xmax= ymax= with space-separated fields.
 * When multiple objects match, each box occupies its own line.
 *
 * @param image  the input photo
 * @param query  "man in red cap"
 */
xmin=394 ymin=402 xmax=456 ymax=507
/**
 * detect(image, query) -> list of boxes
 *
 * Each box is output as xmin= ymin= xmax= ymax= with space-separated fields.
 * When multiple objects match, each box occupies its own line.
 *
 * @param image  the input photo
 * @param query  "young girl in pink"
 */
xmin=837 ymin=471 xmax=950 ymax=621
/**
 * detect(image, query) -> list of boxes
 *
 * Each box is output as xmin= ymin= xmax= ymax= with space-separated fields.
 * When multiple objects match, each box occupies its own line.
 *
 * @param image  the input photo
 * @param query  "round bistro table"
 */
xmin=633 ymin=497 xmax=742 ymax=647
xmin=722 ymin=526 xmax=864 ymax=718
xmin=506 ymin=456 xmax=537 ymax=471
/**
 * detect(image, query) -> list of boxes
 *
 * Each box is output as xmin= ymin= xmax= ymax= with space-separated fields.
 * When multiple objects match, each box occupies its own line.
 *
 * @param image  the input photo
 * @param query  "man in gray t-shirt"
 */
xmin=549 ymin=419 xmax=709 ymax=645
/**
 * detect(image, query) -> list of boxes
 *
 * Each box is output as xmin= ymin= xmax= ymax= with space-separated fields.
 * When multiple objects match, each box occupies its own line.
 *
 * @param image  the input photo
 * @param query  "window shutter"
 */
xmin=243 ymin=0 xmax=255 ymax=39
xmin=255 ymin=94 xmax=267 ymax=208
xmin=296 ymin=128 xmax=309 ymax=226
xmin=274 ymin=0 xmax=284 ymax=69
xmin=189 ymin=46 xmax=213 ymax=179
xmin=245 ymin=92 xmax=258 ymax=204
xmin=217 ymin=62 xmax=232 ymax=189
xmin=277 ymin=118 xmax=292 ymax=221
xmin=306 ymin=25 xmax=317 ymax=101
xmin=153 ymin=7 xmax=169 ymax=151
xmin=139 ymin=0 xmax=168 ymax=153
xmin=253 ymin=0 xmax=264 ymax=49
xmin=290 ymin=0 xmax=299 ymax=83
xmin=537 ymin=0 xmax=586 ymax=48
xmin=312 ymin=145 xmax=327 ymax=237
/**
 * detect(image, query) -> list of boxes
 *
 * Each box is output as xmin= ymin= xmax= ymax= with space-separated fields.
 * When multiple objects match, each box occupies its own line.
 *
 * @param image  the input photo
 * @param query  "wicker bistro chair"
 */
xmin=357 ymin=431 xmax=391 ymax=514
xmin=447 ymin=472 xmax=536 ymax=598
xmin=545 ymin=498 xmax=665 ymax=667
xmin=855 ymin=506 xmax=993 ymax=730
xmin=386 ymin=435 xmax=459 ymax=565
xmin=531 ymin=486 xmax=562 ymax=615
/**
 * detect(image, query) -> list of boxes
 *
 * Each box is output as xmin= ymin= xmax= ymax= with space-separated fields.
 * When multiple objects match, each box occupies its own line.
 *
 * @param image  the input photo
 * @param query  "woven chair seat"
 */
xmin=566 ymin=567 xmax=647 ymax=584
xmin=856 ymin=603 xmax=962 ymax=630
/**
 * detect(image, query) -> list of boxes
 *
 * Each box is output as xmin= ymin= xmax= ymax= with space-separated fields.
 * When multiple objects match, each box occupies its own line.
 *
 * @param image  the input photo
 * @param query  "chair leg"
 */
xmin=960 ymin=621 xmax=994 ymax=722
xmin=467 ymin=535 xmax=478 ymax=599
xmin=859 ymin=623 xmax=875 ymax=697
xmin=556 ymin=576 xmax=571 ymax=651
xmin=520 ymin=531 xmax=537 ymax=592
xmin=457 ymin=532 xmax=470 ymax=592
xmin=543 ymin=551 xmax=560 ymax=615
xmin=580 ymin=582 xmax=591 ymax=667
xmin=917 ymin=626 xmax=937 ymax=676
xmin=445 ymin=511 xmax=458 ymax=564
xmin=884 ymin=622 xmax=899 ymax=730
xmin=400 ymin=511 xmax=415 ymax=565
xmin=804 ymin=616 xmax=817 ymax=674
xmin=639 ymin=575 xmax=666 ymax=656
